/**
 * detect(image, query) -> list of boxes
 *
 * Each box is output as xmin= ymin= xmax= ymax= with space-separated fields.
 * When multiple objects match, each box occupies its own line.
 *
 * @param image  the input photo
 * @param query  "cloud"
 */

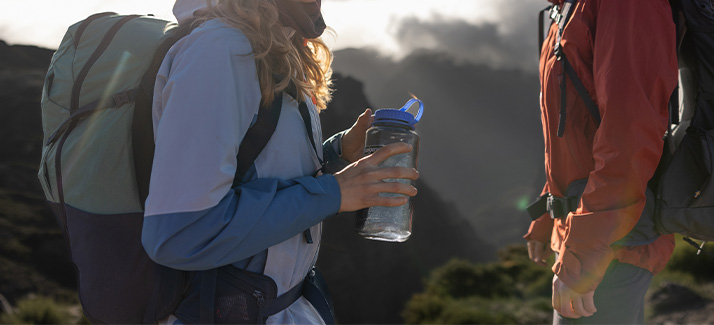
xmin=391 ymin=0 xmax=547 ymax=71
xmin=393 ymin=16 xmax=537 ymax=71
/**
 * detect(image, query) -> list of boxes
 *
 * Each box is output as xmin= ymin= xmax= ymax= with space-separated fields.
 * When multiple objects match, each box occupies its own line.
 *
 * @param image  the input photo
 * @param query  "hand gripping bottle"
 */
xmin=356 ymin=98 xmax=423 ymax=242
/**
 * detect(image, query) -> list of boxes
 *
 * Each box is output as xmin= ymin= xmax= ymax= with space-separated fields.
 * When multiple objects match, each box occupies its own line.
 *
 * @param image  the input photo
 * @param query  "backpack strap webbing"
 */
xmin=198 ymin=267 xmax=335 ymax=324
xmin=71 ymin=15 xmax=141 ymax=112
xmin=297 ymin=101 xmax=325 ymax=174
xmin=133 ymin=21 xmax=199 ymax=208
xmin=73 ymin=12 xmax=116 ymax=48
xmin=538 ymin=6 xmax=553 ymax=57
xmin=232 ymin=93 xmax=285 ymax=187
xmin=55 ymin=14 xmax=141 ymax=222
xmin=552 ymin=0 xmax=601 ymax=137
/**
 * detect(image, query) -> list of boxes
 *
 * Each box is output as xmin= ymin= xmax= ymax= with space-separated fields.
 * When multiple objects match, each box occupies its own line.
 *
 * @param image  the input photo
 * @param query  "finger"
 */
xmin=365 ymin=194 xmax=410 ymax=207
xmin=532 ymin=241 xmax=543 ymax=262
xmin=369 ymin=182 xmax=418 ymax=197
xmin=583 ymin=291 xmax=597 ymax=315
xmin=368 ymin=166 xmax=420 ymax=181
xmin=535 ymin=242 xmax=549 ymax=266
xmin=571 ymin=297 xmax=590 ymax=318
xmin=559 ymin=299 xmax=579 ymax=319
xmin=553 ymin=277 xmax=577 ymax=319
xmin=359 ymin=108 xmax=373 ymax=123
xmin=527 ymin=241 xmax=547 ymax=266
xmin=351 ymin=108 xmax=373 ymax=131
xmin=365 ymin=142 xmax=413 ymax=164
xmin=527 ymin=242 xmax=536 ymax=261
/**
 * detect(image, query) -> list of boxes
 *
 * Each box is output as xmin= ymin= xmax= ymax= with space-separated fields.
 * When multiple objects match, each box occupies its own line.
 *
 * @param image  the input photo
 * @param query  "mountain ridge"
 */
xmin=0 ymin=41 xmax=494 ymax=324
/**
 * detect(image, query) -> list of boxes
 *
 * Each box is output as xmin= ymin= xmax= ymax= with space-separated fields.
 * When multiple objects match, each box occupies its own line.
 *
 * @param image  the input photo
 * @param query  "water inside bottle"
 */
xmin=355 ymin=153 xmax=415 ymax=242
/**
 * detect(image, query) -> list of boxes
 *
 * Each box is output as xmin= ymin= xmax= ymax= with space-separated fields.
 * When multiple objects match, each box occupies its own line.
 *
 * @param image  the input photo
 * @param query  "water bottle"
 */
xmin=355 ymin=98 xmax=423 ymax=242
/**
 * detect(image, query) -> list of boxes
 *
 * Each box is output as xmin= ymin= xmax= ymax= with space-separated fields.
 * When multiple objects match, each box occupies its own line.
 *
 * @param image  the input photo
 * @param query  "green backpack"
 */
xmin=39 ymin=13 xmax=195 ymax=323
xmin=39 ymin=12 xmax=318 ymax=324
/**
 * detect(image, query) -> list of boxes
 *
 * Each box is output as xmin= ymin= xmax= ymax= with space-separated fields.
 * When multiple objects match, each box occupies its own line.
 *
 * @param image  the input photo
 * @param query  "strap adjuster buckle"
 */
xmin=546 ymin=195 xmax=558 ymax=219
xmin=554 ymin=44 xmax=563 ymax=60
xmin=546 ymin=194 xmax=574 ymax=219
xmin=550 ymin=5 xmax=561 ymax=23
xmin=111 ymin=90 xmax=135 ymax=107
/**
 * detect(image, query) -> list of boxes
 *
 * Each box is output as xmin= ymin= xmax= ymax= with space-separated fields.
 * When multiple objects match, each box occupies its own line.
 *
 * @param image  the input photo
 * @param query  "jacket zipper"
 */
xmin=254 ymin=289 xmax=266 ymax=324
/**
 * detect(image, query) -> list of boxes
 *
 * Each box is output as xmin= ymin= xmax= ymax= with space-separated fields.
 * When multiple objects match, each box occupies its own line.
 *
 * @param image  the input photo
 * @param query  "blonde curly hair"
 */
xmin=199 ymin=0 xmax=333 ymax=111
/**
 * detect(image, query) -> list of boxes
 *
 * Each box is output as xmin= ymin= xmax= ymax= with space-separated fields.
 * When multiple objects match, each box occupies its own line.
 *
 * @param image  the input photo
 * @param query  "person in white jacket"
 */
xmin=141 ymin=0 xmax=419 ymax=324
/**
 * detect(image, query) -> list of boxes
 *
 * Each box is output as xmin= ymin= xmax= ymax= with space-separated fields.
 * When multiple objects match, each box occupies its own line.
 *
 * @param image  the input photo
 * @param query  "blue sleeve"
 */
xmin=142 ymin=174 xmax=341 ymax=271
xmin=322 ymin=130 xmax=351 ymax=174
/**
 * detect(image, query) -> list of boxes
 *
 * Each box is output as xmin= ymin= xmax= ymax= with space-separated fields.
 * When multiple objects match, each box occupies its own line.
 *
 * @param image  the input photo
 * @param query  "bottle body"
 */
xmin=356 ymin=123 xmax=419 ymax=242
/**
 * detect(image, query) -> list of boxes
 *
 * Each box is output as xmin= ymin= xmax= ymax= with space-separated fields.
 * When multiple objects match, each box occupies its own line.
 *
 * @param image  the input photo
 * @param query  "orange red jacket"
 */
xmin=525 ymin=0 xmax=678 ymax=294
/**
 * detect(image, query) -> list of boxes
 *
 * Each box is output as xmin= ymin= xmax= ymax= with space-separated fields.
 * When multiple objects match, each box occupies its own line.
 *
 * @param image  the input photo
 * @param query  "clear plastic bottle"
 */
xmin=355 ymin=98 xmax=423 ymax=242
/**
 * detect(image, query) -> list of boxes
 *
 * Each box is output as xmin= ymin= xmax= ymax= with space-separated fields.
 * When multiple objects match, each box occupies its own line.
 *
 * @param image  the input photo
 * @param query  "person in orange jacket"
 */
xmin=524 ymin=0 xmax=678 ymax=323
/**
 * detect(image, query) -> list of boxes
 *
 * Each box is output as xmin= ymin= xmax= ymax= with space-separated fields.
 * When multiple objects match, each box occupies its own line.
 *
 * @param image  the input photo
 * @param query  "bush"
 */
xmin=0 ymin=296 xmax=72 ymax=324
xmin=423 ymin=259 xmax=516 ymax=299
xmin=403 ymin=245 xmax=554 ymax=324
xmin=401 ymin=293 xmax=447 ymax=324
xmin=404 ymin=296 xmax=552 ymax=325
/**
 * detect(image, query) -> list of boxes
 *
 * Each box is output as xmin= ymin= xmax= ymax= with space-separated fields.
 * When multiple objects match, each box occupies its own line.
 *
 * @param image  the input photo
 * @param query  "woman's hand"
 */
xmin=341 ymin=109 xmax=374 ymax=163
xmin=334 ymin=142 xmax=419 ymax=212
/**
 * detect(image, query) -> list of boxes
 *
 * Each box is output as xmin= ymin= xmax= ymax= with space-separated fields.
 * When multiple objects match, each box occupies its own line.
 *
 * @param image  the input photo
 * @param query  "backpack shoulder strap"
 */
xmin=134 ymin=21 xmax=202 ymax=208
xmin=233 ymin=93 xmax=284 ymax=187
xmin=552 ymin=0 xmax=602 ymax=137
xmin=538 ymin=6 xmax=553 ymax=57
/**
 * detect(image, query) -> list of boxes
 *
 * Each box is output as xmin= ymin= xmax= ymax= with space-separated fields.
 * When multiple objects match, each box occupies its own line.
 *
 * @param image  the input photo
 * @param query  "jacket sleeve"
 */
xmin=142 ymin=176 xmax=340 ymax=271
xmin=141 ymin=25 xmax=341 ymax=271
xmin=322 ymin=130 xmax=351 ymax=174
xmin=554 ymin=0 xmax=678 ymax=294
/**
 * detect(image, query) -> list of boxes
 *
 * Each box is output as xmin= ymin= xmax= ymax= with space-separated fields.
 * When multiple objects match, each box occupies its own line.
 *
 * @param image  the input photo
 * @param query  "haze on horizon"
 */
xmin=0 ymin=0 xmax=543 ymax=70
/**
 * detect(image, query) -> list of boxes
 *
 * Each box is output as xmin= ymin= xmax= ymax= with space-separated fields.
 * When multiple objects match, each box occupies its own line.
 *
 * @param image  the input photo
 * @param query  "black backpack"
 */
xmin=532 ymin=0 xmax=714 ymax=253
xmin=653 ymin=0 xmax=714 ymax=252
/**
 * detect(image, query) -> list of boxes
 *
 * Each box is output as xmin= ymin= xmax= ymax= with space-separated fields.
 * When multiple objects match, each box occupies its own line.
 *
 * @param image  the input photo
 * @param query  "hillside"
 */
xmin=0 ymin=40 xmax=493 ymax=324
xmin=1 ymin=40 xmax=713 ymax=324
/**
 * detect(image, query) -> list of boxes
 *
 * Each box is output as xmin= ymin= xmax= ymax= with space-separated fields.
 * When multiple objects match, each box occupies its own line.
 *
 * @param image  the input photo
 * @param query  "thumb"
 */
xmin=354 ymin=108 xmax=373 ymax=131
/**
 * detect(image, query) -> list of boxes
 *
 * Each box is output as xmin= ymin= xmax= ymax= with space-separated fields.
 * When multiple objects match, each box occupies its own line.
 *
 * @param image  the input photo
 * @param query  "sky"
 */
xmin=0 ymin=0 xmax=544 ymax=70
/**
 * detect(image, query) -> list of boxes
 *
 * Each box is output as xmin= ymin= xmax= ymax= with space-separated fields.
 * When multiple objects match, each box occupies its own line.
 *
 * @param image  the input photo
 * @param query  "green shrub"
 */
xmin=423 ymin=259 xmax=516 ymax=299
xmin=403 ymin=245 xmax=555 ymax=324
xmin=401 ymin=293 xmax=448 ymax=324
xmin=0 ymin=296 xmax=72 ymax=324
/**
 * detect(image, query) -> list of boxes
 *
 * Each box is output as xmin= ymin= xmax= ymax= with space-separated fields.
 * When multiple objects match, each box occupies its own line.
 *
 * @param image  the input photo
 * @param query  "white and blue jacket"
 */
xmin=141 ymin=3 xmax=343 ymax=323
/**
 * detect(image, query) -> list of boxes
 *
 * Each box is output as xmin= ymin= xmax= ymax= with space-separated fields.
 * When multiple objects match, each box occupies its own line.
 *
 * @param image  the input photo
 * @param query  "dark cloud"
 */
xmin=393 ymin=0 xmax=547 ymax=71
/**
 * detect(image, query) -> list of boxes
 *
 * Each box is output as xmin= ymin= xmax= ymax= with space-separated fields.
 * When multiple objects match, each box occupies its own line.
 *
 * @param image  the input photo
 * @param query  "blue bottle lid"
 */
xmin=373 ymin=98 xmax=424 ymax=129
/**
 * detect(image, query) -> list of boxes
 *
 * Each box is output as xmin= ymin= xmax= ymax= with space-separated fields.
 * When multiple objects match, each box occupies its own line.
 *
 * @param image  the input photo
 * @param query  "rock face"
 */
xmin=648 ymin=283 xmax=714 ymax=325
xmin=0 ymin=41 xmax=493 ymax=324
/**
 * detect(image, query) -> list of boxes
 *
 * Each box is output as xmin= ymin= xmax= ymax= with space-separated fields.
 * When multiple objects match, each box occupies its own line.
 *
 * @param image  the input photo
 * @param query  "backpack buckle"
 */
xmin=546 ymin=195 xmax=558 ymax=219
xmin=550 ymin=5 xmax=561 ymax=23
xmin=111 ymin=90 xmax=135 ymax=107
xmin=554 ymin=44 xmax=563 ymax=60
xmin=546 ymin=194 xmax=574 ymax=219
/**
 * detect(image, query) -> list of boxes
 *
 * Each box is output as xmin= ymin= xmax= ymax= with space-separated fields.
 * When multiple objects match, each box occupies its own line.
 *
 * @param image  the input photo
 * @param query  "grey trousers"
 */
xmin=554 ymin=260 xmax=653 ymax=324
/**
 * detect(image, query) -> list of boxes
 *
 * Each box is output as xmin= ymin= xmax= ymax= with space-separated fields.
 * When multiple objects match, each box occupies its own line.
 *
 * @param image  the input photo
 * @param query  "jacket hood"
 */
xmin=173 ymin=0 xmax=213 ymax=24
